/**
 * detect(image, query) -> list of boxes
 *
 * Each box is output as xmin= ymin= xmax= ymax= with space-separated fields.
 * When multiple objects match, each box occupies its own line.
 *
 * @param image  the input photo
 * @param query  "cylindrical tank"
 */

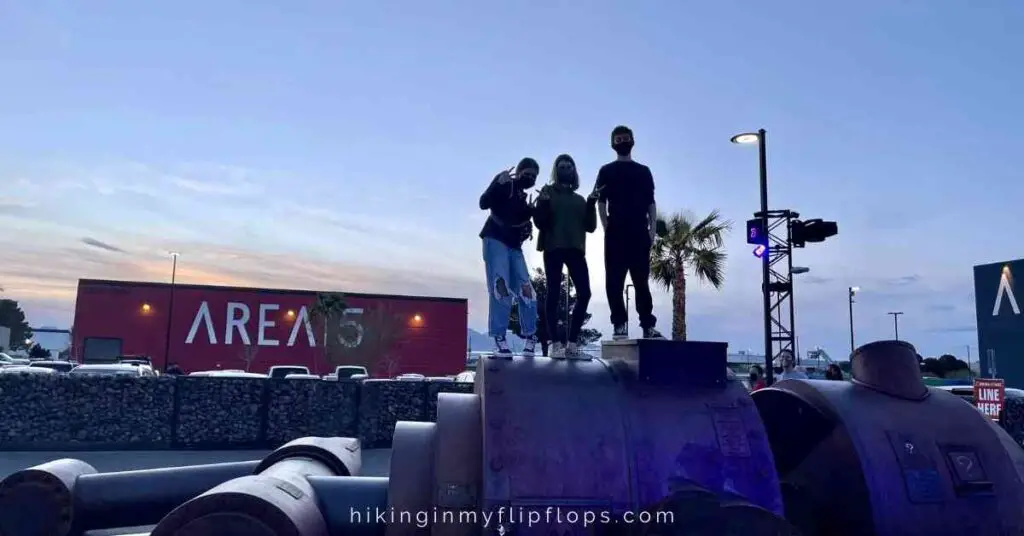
xmin=149 ymin=436 xmax=362 ymax=536
xmin=74 ymin=460 xmax=260 ymax=532
xmin=381 ymin=351 xmax=795 ymax=535
xmin=753 ymin=340 xmax=1024 ymax=536
xmin=0 ymin=458 xmax=96 ymax=536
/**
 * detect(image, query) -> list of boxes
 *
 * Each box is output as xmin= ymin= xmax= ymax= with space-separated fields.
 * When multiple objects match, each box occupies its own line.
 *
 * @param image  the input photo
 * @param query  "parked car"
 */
xmin=323 ymin=365 xmax=369 ymax=381
xmin=396 ymin=373 xmax=426 ymax=381
xmin=0 ymin=365 xmax=57 ymax=375
xmin=0 ymin=352 xmax=31 ymax=367
xmin=28 ymin=361 xmax=76 ymax=373
xmin=454 ymin=371 xmax=475 ymax=383
xmin=284 ymin=373 xmax=321 ymax=380
xmin=69 ymin=364 xmax=154 ymax=377
xmin=205 ymin=370 xmax=268 ymax=378
xmin=268 ymin=365 xmax=310 ymax=379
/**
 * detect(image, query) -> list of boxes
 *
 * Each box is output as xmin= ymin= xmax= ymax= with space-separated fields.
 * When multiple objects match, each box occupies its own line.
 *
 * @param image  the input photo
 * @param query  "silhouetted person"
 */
xmin=775 ymin=350 xmax=808 ymax=380
xmin=595 ymin=125 xmax=664 ymax=340
xmin=479 ymin=158 xmax=540 ymax=359
xmin=825 ymin=363 xmax=844 ymax=381
xmin=749 ymin=364 xmax=767 ymax=391
xmin=165 ymin=363 xmax=184 ymax=375
xmin=533 ymin=154 xmax=599 ymax=360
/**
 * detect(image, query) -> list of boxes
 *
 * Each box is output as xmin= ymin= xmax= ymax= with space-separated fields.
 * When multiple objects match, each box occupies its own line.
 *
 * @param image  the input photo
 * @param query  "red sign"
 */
xmin=973 ymin=378 xmax=1006 ymax=420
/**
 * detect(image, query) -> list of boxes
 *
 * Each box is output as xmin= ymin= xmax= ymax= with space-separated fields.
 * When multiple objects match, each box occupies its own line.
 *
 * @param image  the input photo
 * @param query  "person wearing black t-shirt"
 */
xmin=594 ymin=125 xmax=665 ymax=340
xmin=478 ymin=157 xmax=541 ymax=359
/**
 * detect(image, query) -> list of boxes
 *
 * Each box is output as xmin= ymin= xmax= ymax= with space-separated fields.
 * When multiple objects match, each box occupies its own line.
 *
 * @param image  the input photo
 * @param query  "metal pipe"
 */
xmin=308 ymin=476 xmax=389 ymax=536
xmin=73 ymin=460 xmax=259 ymax=532
xmin=149 ymin=437 xmax=360 ymax=536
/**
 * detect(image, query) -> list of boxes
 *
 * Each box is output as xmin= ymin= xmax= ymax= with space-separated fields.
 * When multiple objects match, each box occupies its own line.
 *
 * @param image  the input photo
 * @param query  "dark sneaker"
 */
xmin=612 ymin=324 xmax=629 ymax=340
xmin=643 ymin=327 xmax=666 ymax=340
xmin=566 ymin=342 xmax=593 ymax=361
xmin=490 ymin=336 xmax=513 ymax=359
xmin=522 ymin=336 xmax=537 ymax=357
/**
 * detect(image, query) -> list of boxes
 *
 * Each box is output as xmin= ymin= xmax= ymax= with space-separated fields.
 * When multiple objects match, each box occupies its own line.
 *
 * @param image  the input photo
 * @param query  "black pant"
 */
xmin=605 ymin=231 xmax=656 ymax=329
xmin=543 ymin=249 xmax=592 ymax=344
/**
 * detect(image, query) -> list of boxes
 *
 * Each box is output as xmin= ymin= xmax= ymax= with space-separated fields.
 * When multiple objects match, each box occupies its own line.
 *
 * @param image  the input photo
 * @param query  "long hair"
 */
xmin=549 ymin=153 xmax=579 ymax=191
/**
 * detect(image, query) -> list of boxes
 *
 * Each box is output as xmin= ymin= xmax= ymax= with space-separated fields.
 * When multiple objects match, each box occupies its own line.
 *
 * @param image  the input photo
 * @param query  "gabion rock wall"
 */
xmin=0 ymin=374 xmax=476 ymax=451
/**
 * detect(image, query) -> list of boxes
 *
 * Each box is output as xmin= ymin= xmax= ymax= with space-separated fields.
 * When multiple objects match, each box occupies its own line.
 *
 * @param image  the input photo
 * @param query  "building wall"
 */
xmin=73 ymin=279 xmax=468 ymax=376
xmin=974 ymin=259 xmax=1024 ymax=387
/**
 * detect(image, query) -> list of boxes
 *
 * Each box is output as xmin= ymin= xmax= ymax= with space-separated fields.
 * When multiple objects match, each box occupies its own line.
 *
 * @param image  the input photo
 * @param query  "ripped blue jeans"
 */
xmin=482 ymin=237 xmax=537 ymax=338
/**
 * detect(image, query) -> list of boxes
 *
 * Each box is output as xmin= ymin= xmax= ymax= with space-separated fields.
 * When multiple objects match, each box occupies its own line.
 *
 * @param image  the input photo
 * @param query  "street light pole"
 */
xmin=162 ymin=252 xmax=179 ymax=372
xmin=848 ymin=286 xmax=859 ymax=354
xmin=756 ymin=129 xmax=772 ymax=385
xmin=731 ymin=128 xmax=773 ymax=385
xmin=887 ymin=311 xmax=904 ymax=340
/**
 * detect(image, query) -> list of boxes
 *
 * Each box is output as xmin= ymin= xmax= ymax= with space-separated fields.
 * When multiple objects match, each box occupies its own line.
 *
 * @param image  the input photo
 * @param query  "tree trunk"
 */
xmin=672 ymin=268 xmax=687 ymax=341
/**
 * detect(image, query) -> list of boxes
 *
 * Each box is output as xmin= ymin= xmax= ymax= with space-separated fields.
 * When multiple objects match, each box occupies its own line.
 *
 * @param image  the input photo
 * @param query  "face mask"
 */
xmin=612 ymin=141 xmax=633 ymax=156
xmin=515 ymin=171 xmax=537 ymax=190
xmin=749 ymin=373 xmax=758 ymax=382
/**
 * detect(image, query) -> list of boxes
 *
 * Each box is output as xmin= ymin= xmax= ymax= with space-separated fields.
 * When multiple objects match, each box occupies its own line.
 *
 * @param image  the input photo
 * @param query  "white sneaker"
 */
xmin=522 ymin=336 xmax=537 ymax=357
xmin=566 ymin=342 xmax=593 ymax=361
xmin=549 ymin=342 xmax=566 ymax=359
xmin=489 ymin=336 xmax=513 ymax=360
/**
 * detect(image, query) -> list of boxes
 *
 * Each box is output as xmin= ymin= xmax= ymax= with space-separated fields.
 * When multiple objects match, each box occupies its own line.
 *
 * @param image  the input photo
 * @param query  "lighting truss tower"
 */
xmin=761 ymin=209 xmax=797 ymax=364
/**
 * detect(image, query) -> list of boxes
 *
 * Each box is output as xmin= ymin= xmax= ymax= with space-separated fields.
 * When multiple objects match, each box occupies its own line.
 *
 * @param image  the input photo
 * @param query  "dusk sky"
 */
xmin=1 ymin=1 xmax=1021 ymax=359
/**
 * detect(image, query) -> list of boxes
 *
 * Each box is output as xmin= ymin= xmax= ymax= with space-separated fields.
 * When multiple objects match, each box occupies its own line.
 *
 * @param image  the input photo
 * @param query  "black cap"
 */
xmin=611 ymin=125 xmax=634 ymax=143
xmin=517 ymin=157 xmax=539 ymax=173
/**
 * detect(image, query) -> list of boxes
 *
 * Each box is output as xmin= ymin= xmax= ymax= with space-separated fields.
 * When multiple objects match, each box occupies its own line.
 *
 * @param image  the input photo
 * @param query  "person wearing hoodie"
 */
xmin=479 ymin=158 xmax=540 ymax=359
xmin=532 ymin=154 xmax=599 ymax=359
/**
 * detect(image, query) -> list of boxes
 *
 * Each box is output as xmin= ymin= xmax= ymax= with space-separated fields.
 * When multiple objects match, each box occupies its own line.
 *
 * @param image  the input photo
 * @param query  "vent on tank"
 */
xmin=850 ymin=340 xmax=928 ymax=400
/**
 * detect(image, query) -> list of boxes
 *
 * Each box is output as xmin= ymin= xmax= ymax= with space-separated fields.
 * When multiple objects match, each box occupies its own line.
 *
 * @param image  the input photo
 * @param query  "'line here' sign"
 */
xmin=974 ymin=378 xmax=1005 ymax=420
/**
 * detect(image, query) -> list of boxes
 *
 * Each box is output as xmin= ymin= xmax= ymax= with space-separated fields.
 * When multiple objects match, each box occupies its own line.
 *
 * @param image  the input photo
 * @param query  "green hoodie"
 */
xmin=533 ymin=183 xmax=598 ymax=253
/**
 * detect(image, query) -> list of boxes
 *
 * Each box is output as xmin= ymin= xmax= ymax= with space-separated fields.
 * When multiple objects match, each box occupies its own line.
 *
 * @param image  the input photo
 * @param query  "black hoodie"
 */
xmin=479 ymin=173 xmax=534 ymax=250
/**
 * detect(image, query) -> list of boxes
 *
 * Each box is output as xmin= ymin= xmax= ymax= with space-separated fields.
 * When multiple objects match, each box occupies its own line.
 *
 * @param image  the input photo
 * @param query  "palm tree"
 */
xmin=309 ymin=292 xmax=348 ymax=369
xmin=650 ymin=210 xmax=731 ymax=341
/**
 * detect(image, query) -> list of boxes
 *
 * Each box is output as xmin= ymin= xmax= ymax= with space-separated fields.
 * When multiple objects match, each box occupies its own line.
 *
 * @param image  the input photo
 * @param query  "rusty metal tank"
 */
xmin=384 ymin=340 xmax=795 ymax=536
xmin=753 ymin=340 xmax=1024 ymax=536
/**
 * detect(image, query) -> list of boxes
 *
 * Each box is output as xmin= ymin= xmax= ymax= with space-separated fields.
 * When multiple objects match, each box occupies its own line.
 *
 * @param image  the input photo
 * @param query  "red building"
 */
xmin=72 ymin=279 xmax=468 ymax=377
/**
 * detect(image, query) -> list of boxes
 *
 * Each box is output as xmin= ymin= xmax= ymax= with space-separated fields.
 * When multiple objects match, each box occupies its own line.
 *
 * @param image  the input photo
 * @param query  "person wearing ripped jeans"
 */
xmin=532 ymin=154 xmax=599 ymax=360
xmin=479 ymin=158 xmax=540 ymax=359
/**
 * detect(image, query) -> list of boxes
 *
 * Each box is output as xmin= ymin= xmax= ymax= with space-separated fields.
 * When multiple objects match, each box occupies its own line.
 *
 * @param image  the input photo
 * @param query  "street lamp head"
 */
xmin=168 ymin=251 xmax=180 ymax=257
xmin=791 ymin=266 xmax=811 ymax=275
xmin=730 ymin=133 xmax=760 ymax=145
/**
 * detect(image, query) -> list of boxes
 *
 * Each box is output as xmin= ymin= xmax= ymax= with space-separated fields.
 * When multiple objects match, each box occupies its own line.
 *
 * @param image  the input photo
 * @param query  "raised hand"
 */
xmin=497 ymin=166 xmax=515 ymax=184
xmin=588 ymin=184 xmax=605 ymax=201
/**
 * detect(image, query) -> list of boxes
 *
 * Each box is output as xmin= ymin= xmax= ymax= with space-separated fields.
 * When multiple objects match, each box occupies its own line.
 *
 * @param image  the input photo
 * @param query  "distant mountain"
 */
xmin=467 ymin=328 xmax=527 ymax=352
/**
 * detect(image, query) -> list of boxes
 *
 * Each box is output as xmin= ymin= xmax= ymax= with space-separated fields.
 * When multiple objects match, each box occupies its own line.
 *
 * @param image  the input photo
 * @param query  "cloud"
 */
xmin=3 ymin=237 xmax=481 ymax=328
xmin=0 ymin=198 xmax=35 ymax=215
xmin=81 ymin=237 xmax=127 ymax=253
xmin=925 ymin=325 xmax=977 ymax=334
xmin=802 ymin=275 xmax=832 ymax=285
xmin=879 ymin=274 xmax=922 ymax=287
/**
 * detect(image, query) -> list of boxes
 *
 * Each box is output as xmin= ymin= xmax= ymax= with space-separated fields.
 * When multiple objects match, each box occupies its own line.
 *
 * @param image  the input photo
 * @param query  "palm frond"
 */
xmin=691 ymin=249 xmax=726 ymax=288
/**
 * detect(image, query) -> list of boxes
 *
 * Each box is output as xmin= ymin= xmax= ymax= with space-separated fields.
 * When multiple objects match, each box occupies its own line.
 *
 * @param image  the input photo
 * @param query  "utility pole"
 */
xmin=887 ymin=311 xmax=904 ymax=341
xmin=161 ymin=252 xmax=179 ymax=372
xmin=848 ymin=286 xmax=859 ymax=354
